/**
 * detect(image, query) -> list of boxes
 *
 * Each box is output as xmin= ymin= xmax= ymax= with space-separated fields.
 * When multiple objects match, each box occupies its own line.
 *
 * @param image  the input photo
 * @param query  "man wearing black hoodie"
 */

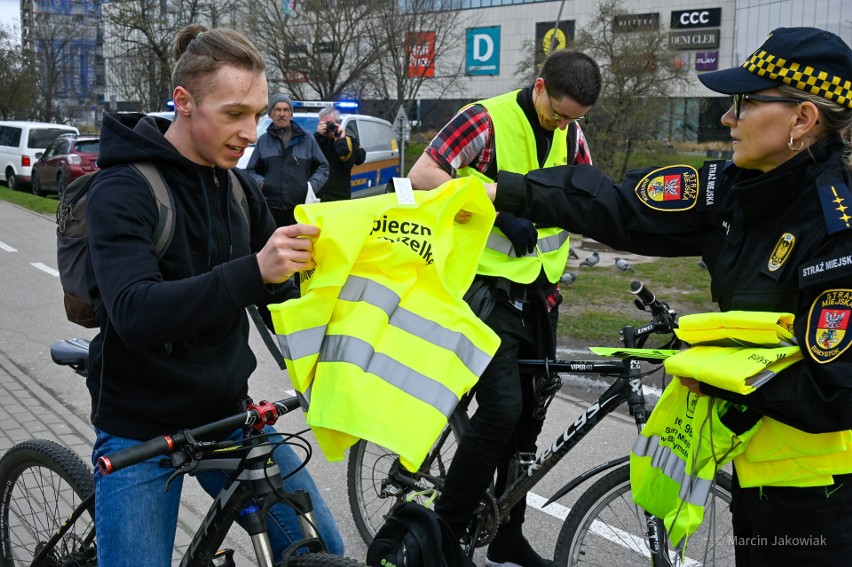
xmin=85 ymin=25 xmax=343 ymax=565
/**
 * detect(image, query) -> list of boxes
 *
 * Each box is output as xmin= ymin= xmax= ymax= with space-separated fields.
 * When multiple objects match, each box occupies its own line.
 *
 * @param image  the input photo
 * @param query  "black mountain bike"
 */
xmin=0 ymin=339 xmax=363 ymax=567
xmin=348 ymin=281 xmax=735 ymax=566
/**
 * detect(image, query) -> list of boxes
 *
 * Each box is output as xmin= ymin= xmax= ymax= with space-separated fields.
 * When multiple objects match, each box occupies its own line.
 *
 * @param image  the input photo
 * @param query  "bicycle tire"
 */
xmin=0 ymin=439 xmax=96 ymax=567
xmin=283 ymin=552 xmax=365 ymax=566
xmin=347 ymin=409 xmax=469 ymax=544
xmin=554 ymin=464 xmax=734 ymax=566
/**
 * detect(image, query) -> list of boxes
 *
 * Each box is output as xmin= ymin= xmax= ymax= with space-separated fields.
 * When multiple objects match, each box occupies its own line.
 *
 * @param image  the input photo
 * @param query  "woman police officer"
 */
xmin=486 ymin=27 xmax=852 ymax=565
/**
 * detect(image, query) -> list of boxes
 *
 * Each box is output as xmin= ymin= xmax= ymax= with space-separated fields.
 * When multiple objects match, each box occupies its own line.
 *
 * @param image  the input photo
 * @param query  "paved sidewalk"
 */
xmin=0 ymin=351 xmax=254 ymax=564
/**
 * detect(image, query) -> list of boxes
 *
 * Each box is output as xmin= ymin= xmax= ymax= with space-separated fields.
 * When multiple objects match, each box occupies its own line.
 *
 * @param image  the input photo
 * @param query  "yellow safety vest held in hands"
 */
xmin=270 ymin=177 xmax=500 ymax=471
xmin=457 ymin=90 xmax=572 ymax=284
xmin=632 ymin=311 xmax=852 ymax=548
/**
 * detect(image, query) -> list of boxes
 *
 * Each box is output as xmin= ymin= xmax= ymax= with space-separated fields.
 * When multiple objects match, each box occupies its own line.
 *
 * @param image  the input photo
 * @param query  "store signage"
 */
xmin=695 ymin=51 xmax=719 ymax=70
xmin=613 ymin=13 xmax=660 ymax=33
xmin=406 ymin=32 xmax=436 ymax=78
xmin=670 ymin=8 xmax=722 ymax=29
xmin=670 ymin=29 xmax=720 ymax=50
xmin=535 ymin=20 xmax=575 ymax=60
xmin=466 ymin=26 xmax=500 ymax=76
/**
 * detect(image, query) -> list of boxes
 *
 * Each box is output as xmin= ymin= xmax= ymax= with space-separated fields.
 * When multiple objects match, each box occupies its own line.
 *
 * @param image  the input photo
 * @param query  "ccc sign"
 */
xmin=670 ymin=7 xmax=721 ymax=29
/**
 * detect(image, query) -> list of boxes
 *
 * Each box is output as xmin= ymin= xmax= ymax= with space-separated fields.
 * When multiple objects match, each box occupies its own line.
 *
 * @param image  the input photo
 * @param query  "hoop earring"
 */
xmin=788 ymin=136 xmax=804 ymax=152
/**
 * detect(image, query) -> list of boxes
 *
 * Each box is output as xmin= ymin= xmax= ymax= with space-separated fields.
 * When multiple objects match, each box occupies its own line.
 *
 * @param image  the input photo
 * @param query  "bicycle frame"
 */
xmin=496 ymin=357 xmax=649 ymax=519
xmin=31 ymin=342 xmax=329 ymax=567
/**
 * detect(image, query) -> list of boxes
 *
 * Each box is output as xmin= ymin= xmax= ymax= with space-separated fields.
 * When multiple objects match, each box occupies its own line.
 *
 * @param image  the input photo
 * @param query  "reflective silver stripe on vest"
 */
xmin=486 ymin=229 xmax=568 ymax=258
xmin=277 ymin=325 xmax=327 ymax=360
xmin=340 ymin=275 xmax=492 ymax=376
xmin=632 ymin=434 xmax=713 ymax=507
xmin=322 ymin=334 xmax=458 ymax=418
xmin=537 ymin=230 xmax=569 ymax=254
xmin=486 ymin=232 xmax=537 ymax=258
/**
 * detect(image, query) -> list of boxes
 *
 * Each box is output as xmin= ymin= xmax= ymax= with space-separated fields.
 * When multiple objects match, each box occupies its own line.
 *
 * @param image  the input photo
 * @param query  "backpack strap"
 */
xmin=228 ymin=169 xmax=250 ymax=229
xmin=129 ymin=162 xmax=174 ymax=259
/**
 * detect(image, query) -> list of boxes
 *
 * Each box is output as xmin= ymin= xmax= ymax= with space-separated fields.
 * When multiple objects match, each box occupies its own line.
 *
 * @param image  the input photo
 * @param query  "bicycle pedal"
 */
xmin=211 ymin=548 xmax=236 ymax=567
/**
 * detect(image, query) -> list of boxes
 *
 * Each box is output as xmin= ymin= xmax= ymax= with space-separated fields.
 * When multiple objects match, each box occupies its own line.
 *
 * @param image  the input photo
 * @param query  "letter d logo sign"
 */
xmin=473 ymin=34 xmax=493 ymax=61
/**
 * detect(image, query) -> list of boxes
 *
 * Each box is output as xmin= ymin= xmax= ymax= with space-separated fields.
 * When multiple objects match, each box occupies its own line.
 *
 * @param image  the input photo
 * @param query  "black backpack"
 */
xmin=366 ymin=501 xmax=472 ymax=567
xmin=56 ymin=163 xmax=248 ymax=328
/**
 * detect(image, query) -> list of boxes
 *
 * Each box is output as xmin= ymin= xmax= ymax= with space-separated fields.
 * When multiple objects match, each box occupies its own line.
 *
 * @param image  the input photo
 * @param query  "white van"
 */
xmin=237 ymin=101 xmax=400 ymax=198
xmin=0 ymin=121 xmax=79 ymax=191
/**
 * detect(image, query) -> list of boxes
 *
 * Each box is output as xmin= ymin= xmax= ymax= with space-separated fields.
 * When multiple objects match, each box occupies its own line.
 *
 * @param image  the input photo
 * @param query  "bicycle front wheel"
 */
xmin=554 ymin=464 xmax=734 ymax=567
xmin=0 ymin=439 xmax=96 ymax=566
xmin=347 ymin=410 xmax=468 ymax=544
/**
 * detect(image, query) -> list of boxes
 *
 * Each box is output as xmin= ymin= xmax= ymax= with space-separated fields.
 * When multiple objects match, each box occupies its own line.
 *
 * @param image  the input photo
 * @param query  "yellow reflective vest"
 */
xmin=270 ymin=177 xmax=500 ymax=471
xmin=672 ymin=311 xmax=852 ymax=487
xmin=631 ymin=384 xmax=757 ymax=548
xmin=457 ymin=90 xmax=572 ymax=284
xmin=633 ymin=310 xmax=852 ymax=548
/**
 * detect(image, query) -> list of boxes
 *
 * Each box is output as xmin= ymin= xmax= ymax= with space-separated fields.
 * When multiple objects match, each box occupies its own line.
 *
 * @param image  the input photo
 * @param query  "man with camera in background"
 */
xmin=313 ymin=105 xmax=366 ymax=202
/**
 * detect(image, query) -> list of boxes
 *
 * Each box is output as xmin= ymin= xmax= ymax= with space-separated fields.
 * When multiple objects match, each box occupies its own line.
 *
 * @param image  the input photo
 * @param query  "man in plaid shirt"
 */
xmin=409 ymin=50 xmax=601 ymax=567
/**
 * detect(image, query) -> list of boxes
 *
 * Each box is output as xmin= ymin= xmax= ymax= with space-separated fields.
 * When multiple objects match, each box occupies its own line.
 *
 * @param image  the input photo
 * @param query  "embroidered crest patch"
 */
xmin=807 ymin=289 xmax=852 ymax=363
xmin=634 ymin=165 xmax=699 ymax=211
xmin=768 ymin=232 xmax=795 ymax=272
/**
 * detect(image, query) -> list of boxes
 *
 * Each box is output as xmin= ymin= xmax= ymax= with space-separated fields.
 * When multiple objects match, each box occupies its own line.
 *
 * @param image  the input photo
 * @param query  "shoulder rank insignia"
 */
xmin=768 ymin=232 xmax=795 ymax=272
xmin=806 ymin=289 xmax=852 ymax=363
xmin=818 ymin=181 xmax=852 ymax=235
xmin=634 ymin=165 xmax=699 ymax=212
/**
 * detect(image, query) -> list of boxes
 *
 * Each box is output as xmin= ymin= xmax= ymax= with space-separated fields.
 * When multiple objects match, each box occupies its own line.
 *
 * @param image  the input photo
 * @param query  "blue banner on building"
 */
xmin=466 ymin=26 xmax=500 ymax=76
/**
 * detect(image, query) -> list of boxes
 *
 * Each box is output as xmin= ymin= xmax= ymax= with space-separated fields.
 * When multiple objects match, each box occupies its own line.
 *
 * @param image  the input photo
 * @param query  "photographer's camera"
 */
xmin=326 ymin=121 xmax=338 ymax=134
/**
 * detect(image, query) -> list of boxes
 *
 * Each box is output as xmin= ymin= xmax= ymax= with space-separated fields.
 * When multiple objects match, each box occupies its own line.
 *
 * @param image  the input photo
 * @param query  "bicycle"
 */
xmin=348 ymin=280 xmax=735 ymax=566
xmin=0 ymin=338 xmax=364 ymax=567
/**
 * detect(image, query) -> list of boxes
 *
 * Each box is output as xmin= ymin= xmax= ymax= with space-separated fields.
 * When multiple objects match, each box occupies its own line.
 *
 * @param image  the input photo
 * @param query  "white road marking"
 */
xmin=31 ymin=263 xmax=59 ymax=277
xmin=0 ymin=240 xmax=17 ymax=252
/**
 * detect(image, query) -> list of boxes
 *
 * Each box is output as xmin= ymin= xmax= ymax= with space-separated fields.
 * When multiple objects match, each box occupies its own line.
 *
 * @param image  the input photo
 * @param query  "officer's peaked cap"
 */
xmin=698 ymin=27 xmax=852 ymax=109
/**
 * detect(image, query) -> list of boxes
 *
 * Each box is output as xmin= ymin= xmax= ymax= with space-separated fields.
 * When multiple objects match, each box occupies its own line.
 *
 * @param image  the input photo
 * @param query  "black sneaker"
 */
xmin=485 ymin=530 xmax=555 ymax=567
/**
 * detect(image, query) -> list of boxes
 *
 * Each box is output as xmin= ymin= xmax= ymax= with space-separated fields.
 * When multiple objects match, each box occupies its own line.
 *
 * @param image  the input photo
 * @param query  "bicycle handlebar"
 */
xmin=98 ymin=397 xmax=302 ymax=475
xmin=629 ymin=279 xmax=678 ymax=334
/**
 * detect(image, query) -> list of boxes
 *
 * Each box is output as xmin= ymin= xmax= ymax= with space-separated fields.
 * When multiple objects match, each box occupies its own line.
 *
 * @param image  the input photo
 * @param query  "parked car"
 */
xmin=31 ymin=133 xmax=100 ymax=196
xmin=237 ymin=101 xmax=400 ymax=198
xmin=0 ymin=121 xmax=79 ymax=191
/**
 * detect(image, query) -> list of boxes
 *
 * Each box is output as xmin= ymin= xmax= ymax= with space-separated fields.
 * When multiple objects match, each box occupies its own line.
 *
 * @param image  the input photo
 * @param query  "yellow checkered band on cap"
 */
xmin=743 ymin=49 xmax=852 ymax=109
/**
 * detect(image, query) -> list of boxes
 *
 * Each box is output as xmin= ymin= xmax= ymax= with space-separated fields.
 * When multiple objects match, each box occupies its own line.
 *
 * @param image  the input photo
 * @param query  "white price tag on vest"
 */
xmin=392 ymin=177 xmax=416 ymax=205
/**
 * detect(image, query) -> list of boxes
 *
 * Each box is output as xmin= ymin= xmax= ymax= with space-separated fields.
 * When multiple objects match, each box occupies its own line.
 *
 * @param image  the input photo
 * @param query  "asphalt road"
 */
xmin=0 ymin=199 xmax=658 ymax=565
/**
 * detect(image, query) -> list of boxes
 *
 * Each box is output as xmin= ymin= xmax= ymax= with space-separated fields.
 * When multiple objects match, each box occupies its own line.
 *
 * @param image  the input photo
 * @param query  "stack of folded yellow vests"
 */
xmin=630 ymin=310 xmax=852 ymax=548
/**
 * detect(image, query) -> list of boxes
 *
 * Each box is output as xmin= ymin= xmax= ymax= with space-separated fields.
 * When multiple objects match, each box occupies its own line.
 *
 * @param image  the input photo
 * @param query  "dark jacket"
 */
xmin=246 ymin=121 xmax=328 ymax=210
xmin=496 ymin=136 xmax=852 ymax=435
xmin=85 ymin=112 xmax=297 ymax=440
xmin=313 ymin=132 xmax=366 ymax=201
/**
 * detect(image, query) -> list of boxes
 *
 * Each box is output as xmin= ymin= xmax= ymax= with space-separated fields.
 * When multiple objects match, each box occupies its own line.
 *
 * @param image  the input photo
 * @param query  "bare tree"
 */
xmin=28 ymin=11 xmax=90 ymax=122
xmin=362 ymin=0 xmax=474 ymax=122
xmin=572 ymin=0 xmax=691 ymax=178
xmin=246 ymin=1 xmax=382 ymax=101
xmin=0 ymin=24 xmax=37 ymax=120
xmin=102 ymin=0 xmax=241 ymax=112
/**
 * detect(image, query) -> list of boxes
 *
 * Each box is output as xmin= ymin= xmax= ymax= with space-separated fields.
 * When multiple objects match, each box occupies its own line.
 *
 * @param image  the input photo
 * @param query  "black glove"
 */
xmin=495 ymin=212 xmax=537 ymax=256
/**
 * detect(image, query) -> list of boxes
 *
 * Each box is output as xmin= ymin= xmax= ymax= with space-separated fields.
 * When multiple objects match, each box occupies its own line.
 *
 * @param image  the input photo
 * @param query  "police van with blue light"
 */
xmin=237 ymin=100 xmax=400 ymax=198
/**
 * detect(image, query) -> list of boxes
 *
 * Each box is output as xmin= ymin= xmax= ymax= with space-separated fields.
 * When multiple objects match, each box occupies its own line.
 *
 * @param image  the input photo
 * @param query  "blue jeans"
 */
xmin=92 ymin=426 xmax=344 ymax=566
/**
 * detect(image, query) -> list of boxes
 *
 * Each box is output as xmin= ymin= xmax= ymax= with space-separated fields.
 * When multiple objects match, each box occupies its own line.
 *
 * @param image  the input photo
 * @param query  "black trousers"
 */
xmin=435 ymin=297 xmax=550 ymax=536
xmin=731 ymin=468 xmax=852 ymax=566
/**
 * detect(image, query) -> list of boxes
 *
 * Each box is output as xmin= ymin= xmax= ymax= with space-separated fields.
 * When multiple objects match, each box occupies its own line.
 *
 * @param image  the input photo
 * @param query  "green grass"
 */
xmin=558 ymin=253 xmax=716 ymax=348
xmin=0 ymin=185 xmax=59 ymax=215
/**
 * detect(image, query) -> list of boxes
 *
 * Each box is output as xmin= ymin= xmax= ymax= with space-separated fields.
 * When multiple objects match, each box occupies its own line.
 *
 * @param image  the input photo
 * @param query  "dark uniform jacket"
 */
xmin=496 ymin=136 xmax=852 ymax=435
xmin=313 ymin=132 xmax=366 ymax=201
xmin=246 ymin=121 xmax=328 ymax=210
xmin=86 ymin=112 xmax=298 ymax=440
